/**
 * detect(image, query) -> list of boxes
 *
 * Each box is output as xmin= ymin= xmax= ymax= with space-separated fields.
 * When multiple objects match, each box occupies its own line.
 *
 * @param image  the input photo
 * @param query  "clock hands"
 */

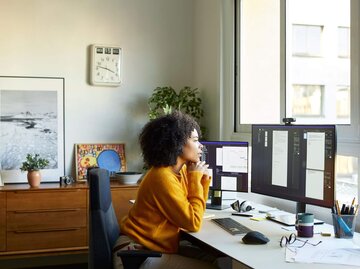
xmin=96 ymin=65 xmax=115 ymax=73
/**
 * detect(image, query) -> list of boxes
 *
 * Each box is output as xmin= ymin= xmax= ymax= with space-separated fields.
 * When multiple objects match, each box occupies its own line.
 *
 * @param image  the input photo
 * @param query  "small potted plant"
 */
xmin=20 ymin=153 xmax=49 ymax=187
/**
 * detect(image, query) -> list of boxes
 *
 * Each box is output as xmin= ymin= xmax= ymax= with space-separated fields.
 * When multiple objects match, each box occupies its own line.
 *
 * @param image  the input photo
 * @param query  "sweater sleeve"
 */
xmin=201 ymin=174 xmax=211 ymax=201
xmin=151 ymin=169 xmax=205 ymax=232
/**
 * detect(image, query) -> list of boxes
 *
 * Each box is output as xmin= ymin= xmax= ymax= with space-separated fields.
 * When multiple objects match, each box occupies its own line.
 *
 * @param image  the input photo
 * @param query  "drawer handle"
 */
xmin=14 ymin=227 xmax=81 ymax=233
xmin=13 ymin=208 xmax=81 ymax=214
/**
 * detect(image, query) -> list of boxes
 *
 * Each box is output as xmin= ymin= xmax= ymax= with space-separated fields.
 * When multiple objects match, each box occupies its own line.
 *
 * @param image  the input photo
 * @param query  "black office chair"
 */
xmin=88 ymin=167 xmax=161 ymax=269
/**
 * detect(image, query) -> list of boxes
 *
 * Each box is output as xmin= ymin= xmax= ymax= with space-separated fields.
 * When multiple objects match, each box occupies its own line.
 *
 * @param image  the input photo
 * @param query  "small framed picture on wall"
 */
xmin=75 ymin=143 xmax=127 ymax=181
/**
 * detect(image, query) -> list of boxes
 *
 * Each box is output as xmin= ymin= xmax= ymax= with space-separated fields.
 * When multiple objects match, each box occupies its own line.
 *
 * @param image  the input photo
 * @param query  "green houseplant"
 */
xmin=148 ymin=86 xmax=206 ymax=137
xmin=20 ymin=153 xmax=49 ymax=187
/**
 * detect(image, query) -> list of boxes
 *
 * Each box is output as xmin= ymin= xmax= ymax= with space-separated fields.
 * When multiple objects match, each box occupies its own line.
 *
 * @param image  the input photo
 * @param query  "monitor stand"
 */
xmin=296 ymin=201 xmax=306 ymax=214
xmin=207 ymin=190 xmax=230 ymax=210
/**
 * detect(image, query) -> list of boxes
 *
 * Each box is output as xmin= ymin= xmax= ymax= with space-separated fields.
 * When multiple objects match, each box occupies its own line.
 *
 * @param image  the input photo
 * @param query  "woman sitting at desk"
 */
xmin=120 ymin=111 xmax=221 ymax=268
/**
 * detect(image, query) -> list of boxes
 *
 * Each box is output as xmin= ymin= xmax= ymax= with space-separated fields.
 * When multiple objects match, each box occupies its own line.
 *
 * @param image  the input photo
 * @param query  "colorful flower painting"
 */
xmin=75 ymin=143 xmax=126 ymax=180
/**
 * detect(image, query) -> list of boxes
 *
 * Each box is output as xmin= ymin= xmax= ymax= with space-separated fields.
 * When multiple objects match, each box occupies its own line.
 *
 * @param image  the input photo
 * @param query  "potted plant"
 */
xmin=148 ymin=86 xmax=206 ymax=137
xmin=20 ymin=153 xmax=49 ymax=187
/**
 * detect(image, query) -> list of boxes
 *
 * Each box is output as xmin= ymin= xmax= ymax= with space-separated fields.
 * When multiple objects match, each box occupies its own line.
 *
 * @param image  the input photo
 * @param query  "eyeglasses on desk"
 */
xmin=280 ymin=233 xmax=322 ymax=252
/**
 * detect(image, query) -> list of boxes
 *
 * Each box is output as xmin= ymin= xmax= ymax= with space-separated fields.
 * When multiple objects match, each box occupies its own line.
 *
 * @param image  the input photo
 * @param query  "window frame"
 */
xmin=219 ymin=0 xmax=360 ymax=229
xmin=228 ymin=0 xmax=360 ymax=145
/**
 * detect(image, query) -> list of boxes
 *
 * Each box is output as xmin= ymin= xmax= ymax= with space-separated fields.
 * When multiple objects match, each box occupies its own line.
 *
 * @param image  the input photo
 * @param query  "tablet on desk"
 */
xmin=267 ymin=214 xmax=324 ymax=226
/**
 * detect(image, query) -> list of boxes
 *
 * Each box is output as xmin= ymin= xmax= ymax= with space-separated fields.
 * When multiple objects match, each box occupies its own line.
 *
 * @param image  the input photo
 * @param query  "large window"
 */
xmin=237 ymin=0 xmax=351 ymax=125
xmin=286 ymin=0 xmax=350 ymax=124
xmin=234 ymin=0 xmax=358 ymax=205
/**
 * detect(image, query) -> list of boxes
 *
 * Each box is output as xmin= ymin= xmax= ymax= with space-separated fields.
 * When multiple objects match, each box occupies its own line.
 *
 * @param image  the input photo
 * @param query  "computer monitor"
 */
xmin=201 ymin=141 xmax=249 ymax=210
xmin=251 ymin=124 xmax=336 ymax=215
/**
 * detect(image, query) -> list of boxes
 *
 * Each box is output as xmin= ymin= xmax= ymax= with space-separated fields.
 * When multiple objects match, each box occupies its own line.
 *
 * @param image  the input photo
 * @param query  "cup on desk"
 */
xmin=332 ymin=214 xmax=356 ymax=238
xmin=296 ymin=213 xmax=314 ymax=238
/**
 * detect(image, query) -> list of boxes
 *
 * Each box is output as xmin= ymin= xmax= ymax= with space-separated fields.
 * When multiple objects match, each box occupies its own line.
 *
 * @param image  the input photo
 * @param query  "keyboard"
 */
xmin=211 ymin=217 xmax=252 ymax=235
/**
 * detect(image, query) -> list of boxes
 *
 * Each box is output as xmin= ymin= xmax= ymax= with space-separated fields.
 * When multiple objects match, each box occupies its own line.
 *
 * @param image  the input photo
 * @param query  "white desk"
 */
xmin=183 ymin=209 xmax=360 ymax=269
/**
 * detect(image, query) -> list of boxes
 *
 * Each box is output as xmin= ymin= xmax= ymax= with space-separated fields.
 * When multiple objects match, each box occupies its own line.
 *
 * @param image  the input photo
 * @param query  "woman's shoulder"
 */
xmin=142 ymin=166 xmax=180 ymax=185
xmin=147 ymin=166 xmax=174 ymax=177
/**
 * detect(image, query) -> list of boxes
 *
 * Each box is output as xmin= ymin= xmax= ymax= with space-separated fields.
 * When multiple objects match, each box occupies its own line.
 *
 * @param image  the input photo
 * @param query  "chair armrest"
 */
xmin=117 ymin=250 xmax=162 ymax=269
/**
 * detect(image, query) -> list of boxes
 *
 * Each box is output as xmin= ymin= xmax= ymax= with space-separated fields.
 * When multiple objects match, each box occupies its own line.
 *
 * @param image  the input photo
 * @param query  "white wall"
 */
xmin=0 ymin=0 xmax=195 ymax=175
xmin=193 ymin=0 xmax=221 ymax=140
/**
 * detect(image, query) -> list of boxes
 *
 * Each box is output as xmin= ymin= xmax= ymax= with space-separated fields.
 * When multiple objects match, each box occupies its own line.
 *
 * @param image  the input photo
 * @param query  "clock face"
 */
xmin=91 ymin=45 xmax=122 ymax=86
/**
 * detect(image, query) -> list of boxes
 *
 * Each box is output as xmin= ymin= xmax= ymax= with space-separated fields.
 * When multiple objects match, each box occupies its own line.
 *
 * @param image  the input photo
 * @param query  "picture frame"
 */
xmin=75 ymin=143 xmax=126 ymax=181
xmin=0 ymin=76 xmax=65 ymax=183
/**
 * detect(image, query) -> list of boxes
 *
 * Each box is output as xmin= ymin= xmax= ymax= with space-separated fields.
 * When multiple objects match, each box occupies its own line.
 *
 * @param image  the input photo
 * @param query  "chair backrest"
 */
xmin=88 ymin=168 xmax=120 ymax=269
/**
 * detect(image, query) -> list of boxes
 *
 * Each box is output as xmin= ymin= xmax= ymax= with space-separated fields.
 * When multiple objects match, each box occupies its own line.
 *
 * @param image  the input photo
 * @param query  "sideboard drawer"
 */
xmin=7 ymin=208 xmax=86 ymax=231
xmin=112 ymin=186 xmax=138 ymax=223
xmin=0 ymin=183 xmax=135 ymax=255
xmin=0 ymin=192 xmax=5 ymax=251
xmin=7 ymin=189 xmax=86 ymax=211
xmin=6 ymin=227 xmax=87 ymax=251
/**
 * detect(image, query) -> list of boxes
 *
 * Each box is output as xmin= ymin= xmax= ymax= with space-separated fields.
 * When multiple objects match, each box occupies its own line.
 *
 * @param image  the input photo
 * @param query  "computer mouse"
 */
xmin=242 ymin=231 xmax=270 ymax=245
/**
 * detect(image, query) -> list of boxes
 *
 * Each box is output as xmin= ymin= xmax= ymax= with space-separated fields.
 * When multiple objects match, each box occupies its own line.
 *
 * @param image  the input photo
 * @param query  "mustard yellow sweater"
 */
xmin=120 ymin=165 xmax=210 ymax=253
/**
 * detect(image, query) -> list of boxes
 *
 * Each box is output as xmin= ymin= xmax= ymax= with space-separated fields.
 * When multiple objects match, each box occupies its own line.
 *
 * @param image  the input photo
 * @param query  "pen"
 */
xmin=232 ymin=212 xmax=253 ymax=217
xmin=341 ymin=204 xmax=346 ymax=214
xmin=335 ymin=200 xmax=341 ymax=216
xmin=349 ymin=206 xmax=354 ymax=215
xmin=351 ymin=197 xmax=356 ymax=207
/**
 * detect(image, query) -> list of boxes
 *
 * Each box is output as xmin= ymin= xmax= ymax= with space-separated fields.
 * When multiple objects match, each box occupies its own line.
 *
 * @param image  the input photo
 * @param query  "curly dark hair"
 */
xmin=139 ymin=111 xmax=201 ymax=167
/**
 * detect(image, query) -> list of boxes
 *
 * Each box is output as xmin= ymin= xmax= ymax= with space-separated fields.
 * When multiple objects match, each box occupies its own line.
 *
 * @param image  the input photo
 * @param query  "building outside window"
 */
xmin=286 ymin=0 xmax=350 ymax=124
xmin=336 ymin=85 xmax=350 ymax=118
xmin=292 ymin=24 xmax=322 ymax=57
xmin=235 ymin=0 xmax=356 ymax=204
xmin=291 ymin=84 xmax=323 ymax=117
xmin=338 ymin=26 xmax=350 ymax=58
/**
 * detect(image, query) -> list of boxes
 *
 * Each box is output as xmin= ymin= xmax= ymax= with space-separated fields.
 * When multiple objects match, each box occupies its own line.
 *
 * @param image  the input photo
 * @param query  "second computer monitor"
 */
xmin=201 ymin=141 xmax=249 ymax=193
xmin=251 ymin=124 xmax=336 ymax=213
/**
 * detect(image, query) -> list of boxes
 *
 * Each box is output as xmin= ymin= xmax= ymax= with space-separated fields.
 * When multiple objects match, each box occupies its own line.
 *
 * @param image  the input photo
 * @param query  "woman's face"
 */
xmin=181 ymin=129 xmax=203 ymax=163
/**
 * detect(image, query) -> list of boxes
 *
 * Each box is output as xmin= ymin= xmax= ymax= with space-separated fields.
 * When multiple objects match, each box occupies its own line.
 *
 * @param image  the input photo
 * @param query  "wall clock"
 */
xmin=90 ymin=44 xmax=122 ymax=86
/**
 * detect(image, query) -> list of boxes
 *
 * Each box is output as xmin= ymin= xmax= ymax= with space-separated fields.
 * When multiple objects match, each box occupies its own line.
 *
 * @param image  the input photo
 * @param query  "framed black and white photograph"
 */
xmin=0 ymin=76 xmax=65 ymax=183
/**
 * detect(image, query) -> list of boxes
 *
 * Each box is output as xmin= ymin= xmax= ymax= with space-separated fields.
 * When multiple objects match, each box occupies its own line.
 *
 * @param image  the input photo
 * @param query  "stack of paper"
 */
xmin=286 ymin=239 xmax=360 ymax=267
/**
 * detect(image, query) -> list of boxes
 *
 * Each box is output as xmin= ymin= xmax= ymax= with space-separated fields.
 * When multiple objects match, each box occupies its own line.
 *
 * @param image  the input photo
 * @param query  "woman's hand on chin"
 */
xmin=187 ymin=161 xmax=209 ymax=175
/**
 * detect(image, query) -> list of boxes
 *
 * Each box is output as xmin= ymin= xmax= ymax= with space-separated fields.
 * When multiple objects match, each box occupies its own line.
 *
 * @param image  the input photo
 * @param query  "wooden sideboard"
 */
xmin=0 ymin=192 xmax=5 ymax=252
xmin=0 ymin=182 xmax=138 ymax=257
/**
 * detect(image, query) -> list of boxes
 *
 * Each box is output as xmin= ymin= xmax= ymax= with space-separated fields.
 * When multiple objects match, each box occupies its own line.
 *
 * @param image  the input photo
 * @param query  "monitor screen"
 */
xmin=251 ymin=125 xmax=336 ymax=212
xmin=201 ymin=141 xmax=249 ymax=193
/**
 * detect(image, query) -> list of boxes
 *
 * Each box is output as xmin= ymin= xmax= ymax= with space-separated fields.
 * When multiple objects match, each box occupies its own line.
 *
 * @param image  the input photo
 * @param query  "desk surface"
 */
xmin=184 ymin=208 xmax=360 ymax=269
